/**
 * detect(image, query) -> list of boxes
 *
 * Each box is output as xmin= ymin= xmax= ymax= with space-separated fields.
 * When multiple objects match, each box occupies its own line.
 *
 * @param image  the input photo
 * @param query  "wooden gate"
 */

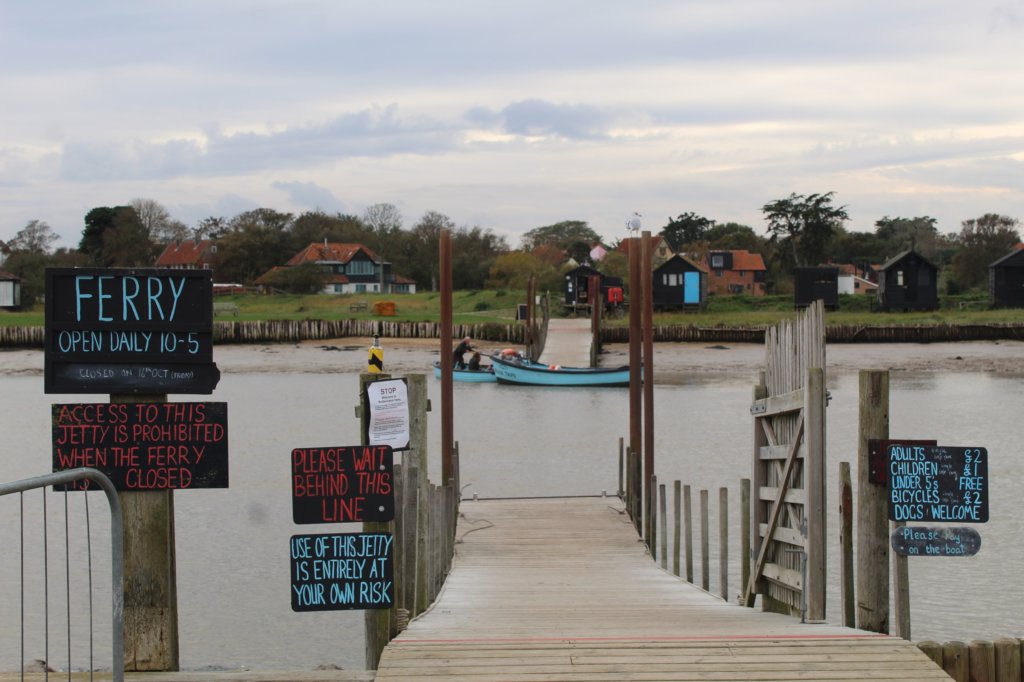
xmin=743 ymin=300 xmax=827 ymax=620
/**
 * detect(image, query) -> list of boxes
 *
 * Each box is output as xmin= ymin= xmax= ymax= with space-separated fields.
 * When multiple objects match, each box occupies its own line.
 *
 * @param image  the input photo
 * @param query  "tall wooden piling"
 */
xmin=641 ymin=231 xmax=655 ymax=549
xmin=740 ymin=478 xmax=750 ymax=604
xmin=627 ymin=234 xmax=643 ymax=544
xmin=440 ymin=230 xmax=454 ymax=487
xmin=361 ymin=373 xmax=392 ymax=670
xmin=683 ymin=484 xmax=693 ymax=583
xmin=857 ymin=370 xmax=890 ymax=633
xmin=700 ymin=489 xmax=709 ymax=592
xmin=673 ymin=480 xmax=681 ymax=577
xmin=719 ymin=487 xmax=728 ymax=601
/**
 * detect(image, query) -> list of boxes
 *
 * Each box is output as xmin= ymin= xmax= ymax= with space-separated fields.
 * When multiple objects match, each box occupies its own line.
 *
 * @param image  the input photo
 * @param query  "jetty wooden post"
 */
xmin=440 ymin=229 xmax=454 ymax=487
xmin=719 ymin=486 xmax=728 ymax=601
xmin=360 ymin=373 xmax=391 ymax=670
xmin=941 ymin=641 xmax=968 ymax=682
xmin=683 ymin=484 xmax=694 ymax=583
xmin=673 ymin=480 xmax=681 ymax=576
xmin=969 ymin=640 xmax=994 ymax=682
xmin=627 ymin=233 xmax=644 ymax=543
xmin=641 ymin=231 xmax=655 ymax=547
xmin=659 ymin=482 xmax=668 ymax=570
xmin=740 ymin=478 xmax=750 ymax=605
xmin=116 ymin=393 xmax=179 ymax=672
xmin=650 ymin=474 xmax=658 ymax=560
xmin=700 ymin=488 xmax=710 ymax=591
xmin=804 ymin=366 xmax=826 ymax=622
xmin=993 ymin=637 xmax=1020 ymax=682
xmin=747 ymin=371 xmax=768 ymax=607
xmin=839 ymin=461 xmax=855 ymax=628
xmin=404 ymin=374 xmax=429 ymax=618
xmin=618 ymin=437 xmax=624 ymax=499
xmin=893 ymin=520 xmax=911 ymax=639
xmin=857 ymin=370 xmax=890 ymax=633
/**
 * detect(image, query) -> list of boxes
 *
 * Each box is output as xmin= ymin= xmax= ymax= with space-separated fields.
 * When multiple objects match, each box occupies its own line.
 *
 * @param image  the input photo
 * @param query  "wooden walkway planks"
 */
xmin=375 ymin=497 xmax=947 ymax=681
xmin=538 ymin=318 xmax=593 ymax=368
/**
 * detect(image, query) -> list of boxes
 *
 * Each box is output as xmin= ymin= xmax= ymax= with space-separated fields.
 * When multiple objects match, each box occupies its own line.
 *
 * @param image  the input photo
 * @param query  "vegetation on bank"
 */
xmin=2 ymin=290 xmax=1021 ymax=330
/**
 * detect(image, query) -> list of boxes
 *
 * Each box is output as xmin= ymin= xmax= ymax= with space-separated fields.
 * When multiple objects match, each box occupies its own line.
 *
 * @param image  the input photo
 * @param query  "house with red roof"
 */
xmin=704 ymin=250 xmax=767 ymax=296
xmin=0 ymin=269 xmax=21 ymax=308
xmin=155 ymin=239 xmax=221 ymax=272
xmin=256 ymin=242 xmax=416 ymax=295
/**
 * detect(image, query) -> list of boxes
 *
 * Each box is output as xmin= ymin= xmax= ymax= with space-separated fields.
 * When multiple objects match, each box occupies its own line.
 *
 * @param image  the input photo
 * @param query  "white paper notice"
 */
xmin=367 ymin=379 xmax=410 ymax=450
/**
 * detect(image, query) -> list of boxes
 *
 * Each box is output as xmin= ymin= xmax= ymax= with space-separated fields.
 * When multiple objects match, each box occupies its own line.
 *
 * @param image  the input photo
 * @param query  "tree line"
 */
xmin=2 ymin=193 xmax=1020 ymax=307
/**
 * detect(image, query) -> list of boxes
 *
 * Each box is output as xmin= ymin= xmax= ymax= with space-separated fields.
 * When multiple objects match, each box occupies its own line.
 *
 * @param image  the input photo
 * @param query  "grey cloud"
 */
xmin=58 ymin=105 xmax=461 ymax=182
xmin=272 ymin=181 xmax=347 ymax=213
xmin=466 ymin=99 xmax=613 ymax=140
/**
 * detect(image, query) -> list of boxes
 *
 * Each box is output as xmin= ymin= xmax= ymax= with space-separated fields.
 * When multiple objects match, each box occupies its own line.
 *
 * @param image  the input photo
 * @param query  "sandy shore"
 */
xmin=4 ymin=337 xmax=1023 ymax=378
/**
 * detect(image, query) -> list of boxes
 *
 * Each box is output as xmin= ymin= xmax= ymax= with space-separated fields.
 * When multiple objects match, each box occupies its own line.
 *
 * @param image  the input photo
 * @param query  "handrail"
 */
xmin=0 ymin=468 xmax=124 ymax=682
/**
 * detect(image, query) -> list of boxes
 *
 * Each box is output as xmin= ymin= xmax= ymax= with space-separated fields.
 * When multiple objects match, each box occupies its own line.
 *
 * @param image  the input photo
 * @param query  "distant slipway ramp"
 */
xmin=374 ymin=497 xmax=948 ymax=681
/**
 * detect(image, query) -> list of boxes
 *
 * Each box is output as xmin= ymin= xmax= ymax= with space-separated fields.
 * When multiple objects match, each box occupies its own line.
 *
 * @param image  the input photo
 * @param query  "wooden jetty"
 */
xmin=375 ymin=497 xmax=947 ymax=681
xmin=538 ymin=318 xmax=594 ymax=368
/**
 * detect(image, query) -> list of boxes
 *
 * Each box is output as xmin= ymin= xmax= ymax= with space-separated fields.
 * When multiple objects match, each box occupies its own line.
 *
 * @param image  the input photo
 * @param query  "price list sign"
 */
xmin=888 ymin=445 xmax=988 ymax=523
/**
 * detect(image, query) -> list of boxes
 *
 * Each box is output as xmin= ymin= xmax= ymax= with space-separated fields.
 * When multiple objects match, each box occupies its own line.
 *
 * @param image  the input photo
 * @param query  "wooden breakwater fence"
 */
xmin=5 ymin=318 xmax=1024 ymax=349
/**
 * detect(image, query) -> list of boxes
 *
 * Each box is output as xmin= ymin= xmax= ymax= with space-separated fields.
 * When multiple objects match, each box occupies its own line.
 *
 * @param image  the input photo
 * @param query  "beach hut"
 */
xmin=652 ymin=254 xmax=707 ymax=310
xmin=877 ymin=248 xmax=939 ymax=312
xmin=989 ymin=246 xmax=1024 ymax=308
xmin=0 ymin=270 xmax=22 ymax=308
xmin=563 ymin=265 xmax=623 ymax=312
xmin=793 ymin=266 xmax=839 ymax=310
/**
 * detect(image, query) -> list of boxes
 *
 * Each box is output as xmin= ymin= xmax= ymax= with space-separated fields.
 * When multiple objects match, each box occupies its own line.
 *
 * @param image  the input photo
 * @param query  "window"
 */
xmin=334 ymin=284 xmax=344 ymax=293
xmin=896 ymin=271 xmax=904 ymax=286
xmin=355 ymin=284 xmax=366 ymax=293
xmin=347 ymin=259 xmax=374 ymax=276
xmin=711 ymin=255 xmax=724 ymax=268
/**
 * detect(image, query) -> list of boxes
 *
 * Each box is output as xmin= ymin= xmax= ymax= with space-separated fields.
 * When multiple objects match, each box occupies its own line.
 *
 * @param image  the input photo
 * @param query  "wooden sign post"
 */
xmin=45 ymin=267 xmax=223 ymax=672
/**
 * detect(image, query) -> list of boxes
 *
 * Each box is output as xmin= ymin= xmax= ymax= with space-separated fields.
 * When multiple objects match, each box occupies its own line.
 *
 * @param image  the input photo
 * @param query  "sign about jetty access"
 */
xmin=290 ymin=532 xmax=393 ymax=611
xmin=44 ymin=267 xmax=219 ymax=394
xmin=888 ymin=444 xmax=988 ymax=523
xmin=291 ymin=445 xmax=393 ymax=524
xmin=52 ymin=402 xmax=228 ymax=490
xmin=364 ymin=378 xmax=409 ymax=451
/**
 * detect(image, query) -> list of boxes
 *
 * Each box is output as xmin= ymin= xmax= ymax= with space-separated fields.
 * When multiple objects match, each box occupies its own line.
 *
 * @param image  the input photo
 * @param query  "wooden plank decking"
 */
xmin=538 ymin=318 xmax=593 ymax=368
xmin=375 ymin=497 xmax=948 ymax=681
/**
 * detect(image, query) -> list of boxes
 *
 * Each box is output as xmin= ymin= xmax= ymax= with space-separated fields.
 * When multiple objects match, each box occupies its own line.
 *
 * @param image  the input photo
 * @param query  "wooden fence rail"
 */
xmin=5 ymin=319 xmax=1024 ymax=349
xmin=918 ymin=638 xmax=1024 ymax=682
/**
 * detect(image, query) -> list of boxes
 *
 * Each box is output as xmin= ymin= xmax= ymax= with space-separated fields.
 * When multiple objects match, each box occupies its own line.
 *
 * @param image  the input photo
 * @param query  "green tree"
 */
xmin=215 ymin=208 xmax=294 ymax=284
xmin=289 ymin=211 xmax=369 ymax=251
xmin=762 ymin=192 xmax=849 ymax=267
xmin=8 ymin=219 xmax=59 ymax=254
xmin=487 ymin=251 xmax=558 ymax=290
xmin=452 ymin=226 xmax=508 ymax=290
xmin=79 ymin=206 xmax=154 ymax=266
xmin=660 ymin=212 xmax=714 ymax=252
xmin=520 ymin=220 xmax=601 ymax=259
xmin=874 ymin=216 xmax=950 ymax=263
xmin=405 ymin=211 xmax=455 ymax=291
xmin=705 ymin=222 xmax=765 ymax=252
xmin=950 ymin=213 xmax=1021 ymax=291
xmin=131 ymin=198 xmax=189 ymax=244
xmin=3 ymin=246 xmax=88 ymax=307
xmin=264 ymin=262 xmax=329 ymax=294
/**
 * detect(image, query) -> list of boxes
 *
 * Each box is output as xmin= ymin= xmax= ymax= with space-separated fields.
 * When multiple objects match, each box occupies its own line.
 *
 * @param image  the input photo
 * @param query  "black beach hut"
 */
xmin=877 ymin=248 xmax=939 ymax=312
xmin=793 ymin=266 xmax=839 ymax=310
xmin=989 ymin=246 xmax=1024 ymax=308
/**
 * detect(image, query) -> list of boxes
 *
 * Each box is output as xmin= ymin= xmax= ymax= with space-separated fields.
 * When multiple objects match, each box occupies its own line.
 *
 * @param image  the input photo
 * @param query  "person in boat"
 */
xmin=453 ymin=336 xmax=474 ymax=369
xmin=468 ymin=351 xmax=482 ymax=370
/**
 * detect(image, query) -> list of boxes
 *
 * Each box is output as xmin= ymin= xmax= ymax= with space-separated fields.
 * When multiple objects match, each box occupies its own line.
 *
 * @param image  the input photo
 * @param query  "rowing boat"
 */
xmin=488 ymin=353 xmax=630 ymax=387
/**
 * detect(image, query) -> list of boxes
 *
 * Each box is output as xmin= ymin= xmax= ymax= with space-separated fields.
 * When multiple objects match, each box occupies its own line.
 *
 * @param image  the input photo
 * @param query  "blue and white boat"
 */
xmin=488 ymin=353 xmax=630 ymax=387
xmin=432 ymin=361 xmax=497 ymax=383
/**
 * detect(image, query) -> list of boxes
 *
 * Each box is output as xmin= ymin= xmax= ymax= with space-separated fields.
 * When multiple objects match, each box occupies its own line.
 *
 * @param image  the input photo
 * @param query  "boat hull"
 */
xmin=432 ymin=361 xmax=497 ymax=383
xmin=489 ymin=354 xmax=630 ymax=387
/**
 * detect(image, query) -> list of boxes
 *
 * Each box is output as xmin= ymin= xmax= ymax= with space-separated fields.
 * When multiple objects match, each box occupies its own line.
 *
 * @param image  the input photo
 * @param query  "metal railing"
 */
xmin=0 ymin=468 xmax=124 ymax=681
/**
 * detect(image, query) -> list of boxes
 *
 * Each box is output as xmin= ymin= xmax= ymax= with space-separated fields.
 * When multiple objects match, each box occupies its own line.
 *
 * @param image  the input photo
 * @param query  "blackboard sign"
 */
xmin=292 ymin=445 xmax=393 ymax=524
xmin=891 ymin=526 xmax=982 ymax=557
xmin=45 ymin=268 xmax=218 ymax=394
xmin=290 ymin=532 xmax=393 ymax=611
xmin=888 ymin=445 xmax=988 ymax=523
xmin=52 ymin=402 xmax=229 ymax=490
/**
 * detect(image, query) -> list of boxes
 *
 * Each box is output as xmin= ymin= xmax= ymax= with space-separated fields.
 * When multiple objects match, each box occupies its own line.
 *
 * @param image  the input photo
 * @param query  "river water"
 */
xmin=1 ymin=340 xmax=1023 ymax=672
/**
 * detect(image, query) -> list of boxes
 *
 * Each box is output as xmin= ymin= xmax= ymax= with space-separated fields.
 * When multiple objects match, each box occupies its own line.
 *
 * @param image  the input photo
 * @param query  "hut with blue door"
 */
xmin=989 ymin=246 xmax=1024 ymax=308
xmin=877 ymin=248 xmax=939 ymax=311
xmin=651 ymin=254 xmax=707 ymax=310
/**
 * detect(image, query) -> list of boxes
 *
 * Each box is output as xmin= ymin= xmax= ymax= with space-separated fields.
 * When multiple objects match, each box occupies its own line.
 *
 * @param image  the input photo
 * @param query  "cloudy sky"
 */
xmin=2 ymin=1 xmax=1023 ymax=249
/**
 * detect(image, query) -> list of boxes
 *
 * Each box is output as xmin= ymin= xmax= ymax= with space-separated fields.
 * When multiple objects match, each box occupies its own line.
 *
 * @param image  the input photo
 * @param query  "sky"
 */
xmin=2 ymin=1 xmax=1023 ymax=251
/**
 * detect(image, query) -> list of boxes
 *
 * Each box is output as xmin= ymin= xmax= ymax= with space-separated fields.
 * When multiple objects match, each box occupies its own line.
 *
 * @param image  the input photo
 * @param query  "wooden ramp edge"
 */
xmin=375 ymin=497 xmax=947 ymax=681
